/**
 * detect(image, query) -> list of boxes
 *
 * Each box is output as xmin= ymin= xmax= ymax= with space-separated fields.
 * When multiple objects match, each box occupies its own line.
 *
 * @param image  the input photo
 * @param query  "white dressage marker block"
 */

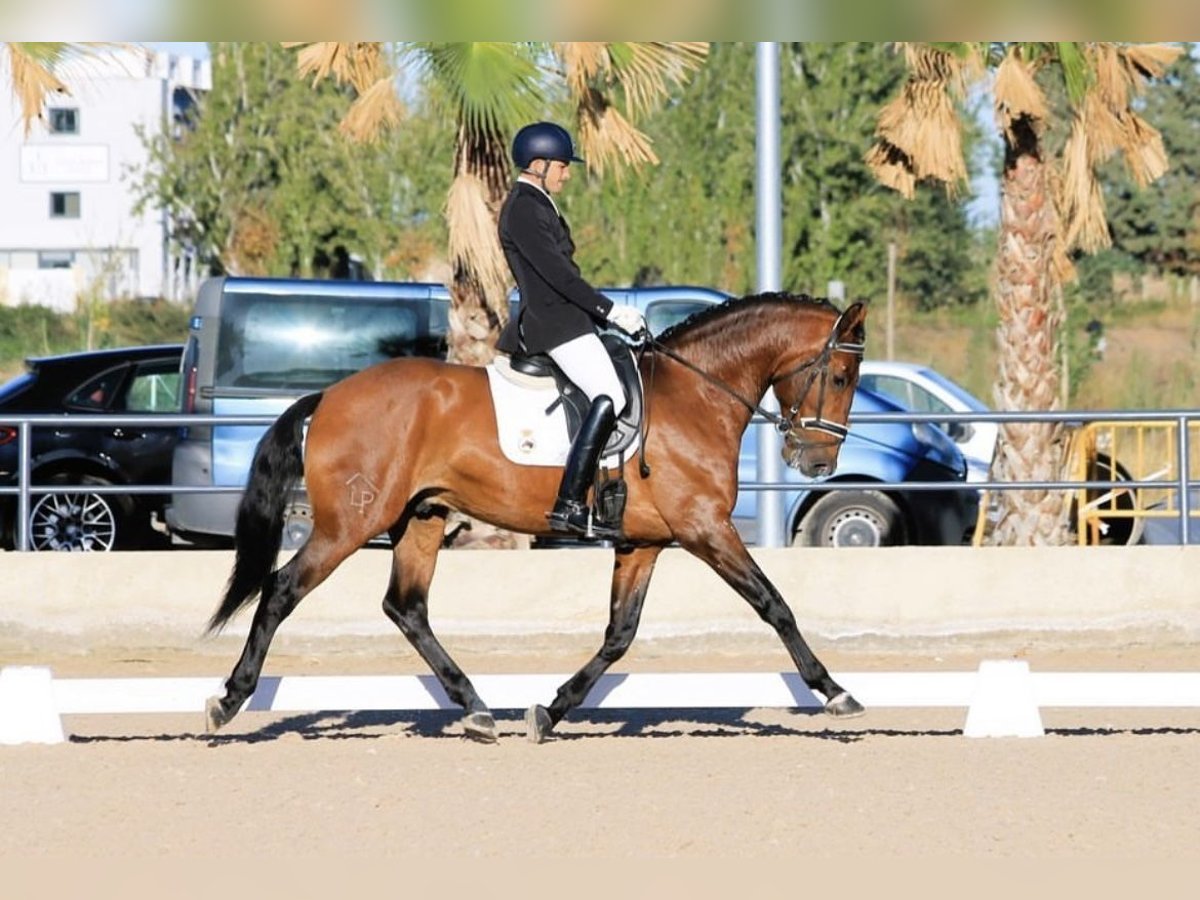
xmin=963 ymin=660 xmax=1044 ymax=738
xmin=0 ymin=666 xmax=66 ymax=745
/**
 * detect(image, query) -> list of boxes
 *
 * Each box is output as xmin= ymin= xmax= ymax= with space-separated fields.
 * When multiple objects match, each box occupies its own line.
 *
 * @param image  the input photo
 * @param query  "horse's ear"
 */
xmin=839 ymin=301 xmax=868 ymax=341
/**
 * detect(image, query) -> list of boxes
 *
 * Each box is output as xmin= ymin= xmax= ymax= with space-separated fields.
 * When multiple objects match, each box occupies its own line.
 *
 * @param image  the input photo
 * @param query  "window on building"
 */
xmin=38 ymin=250 xmax=75 ymax=269
xmin=50 ymin=192 xmax=81 ymax=218
xmin=47 ymin=107 xmax=79 ymax=134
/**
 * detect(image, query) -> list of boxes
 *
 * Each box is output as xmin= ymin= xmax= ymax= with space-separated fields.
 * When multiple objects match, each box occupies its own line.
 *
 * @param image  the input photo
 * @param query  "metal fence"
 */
xmin=3 ymin=408 xmax=1197 ymax=550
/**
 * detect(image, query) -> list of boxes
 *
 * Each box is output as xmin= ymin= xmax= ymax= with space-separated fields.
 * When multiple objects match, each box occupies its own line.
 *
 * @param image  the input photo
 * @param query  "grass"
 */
xmin=880 ymin=293 xmax=1199 ymax=413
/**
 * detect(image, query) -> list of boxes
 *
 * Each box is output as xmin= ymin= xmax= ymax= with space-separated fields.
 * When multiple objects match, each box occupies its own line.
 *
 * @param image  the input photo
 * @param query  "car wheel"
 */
xmin=27 ymin=474 xmax=128 ymax=552
xmin=792 ymin=490 xmax=908 ymax=548
xmin=1072 ymin=452 xmax=1145 ymax=546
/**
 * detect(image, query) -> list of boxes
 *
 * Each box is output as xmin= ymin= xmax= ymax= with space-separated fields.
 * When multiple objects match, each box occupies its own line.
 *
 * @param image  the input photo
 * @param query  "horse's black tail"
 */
xmin=206 ymin=391 xmax=324 ymax=634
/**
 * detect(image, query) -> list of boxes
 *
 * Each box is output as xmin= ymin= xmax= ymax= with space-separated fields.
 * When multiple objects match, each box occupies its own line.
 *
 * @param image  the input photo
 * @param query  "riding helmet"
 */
xmin=512 ymin=122 xmax=584 ymax=168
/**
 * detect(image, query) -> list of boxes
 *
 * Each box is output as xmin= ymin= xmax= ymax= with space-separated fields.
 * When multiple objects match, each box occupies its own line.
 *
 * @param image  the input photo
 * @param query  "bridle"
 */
xmin=767 ymin=312 xmax=866 ymax=441
xmin=644 ymin=309 xmax=865 ymax=445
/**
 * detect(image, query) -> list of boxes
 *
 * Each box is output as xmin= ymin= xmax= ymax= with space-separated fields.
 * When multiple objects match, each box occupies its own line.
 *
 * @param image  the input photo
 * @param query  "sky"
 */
xmin=145 ymin=41 xmax=209 ymax=58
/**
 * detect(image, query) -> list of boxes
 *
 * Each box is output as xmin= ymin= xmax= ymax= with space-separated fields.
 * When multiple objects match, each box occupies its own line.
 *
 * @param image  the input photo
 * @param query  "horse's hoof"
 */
xmin=525 ymin=705 xmax=553 ymax=743
xmin=204 ymin=696 xmax=228 ymax=734
xmin=825 ymin=691 xmax=865 ymax=718
xmin=462 ymin=710 xmax=498 ymax=743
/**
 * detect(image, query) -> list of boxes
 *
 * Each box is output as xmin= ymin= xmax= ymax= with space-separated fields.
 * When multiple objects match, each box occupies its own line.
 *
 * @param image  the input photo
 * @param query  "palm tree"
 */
xmin=866 ymin=42 xmax=1181 ymax=545
xmin=284 ymin=42 xmax=709 ymax=366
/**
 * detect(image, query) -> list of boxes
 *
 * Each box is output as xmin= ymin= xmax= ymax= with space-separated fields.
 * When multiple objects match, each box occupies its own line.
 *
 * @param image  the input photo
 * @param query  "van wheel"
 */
xmin=792 ymin=490 xmax=907 ymax=547
xmin=27 ymin=474 xmax=129 ymax=552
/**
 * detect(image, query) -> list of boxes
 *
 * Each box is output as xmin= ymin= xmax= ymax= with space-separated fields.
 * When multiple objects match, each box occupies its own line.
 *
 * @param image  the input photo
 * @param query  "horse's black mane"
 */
xmin=657 ymin=291 xmax=839 ymax=346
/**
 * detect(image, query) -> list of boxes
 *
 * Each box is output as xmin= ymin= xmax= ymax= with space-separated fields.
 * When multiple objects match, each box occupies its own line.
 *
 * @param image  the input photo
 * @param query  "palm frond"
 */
xmin=286 ymin=41 xmax=389 ymax=94
xmin=1120 ymin=111 xmax=1170 ymax=187
xmin=993 ymin=49 xmax=1049 ymax=139
xmin=556 ymin=42 xmax=707 ymax=177
xmin=864 ymin=140 xmax=917 ymax=198
xmin=1054 ymin=42 xmax=1090 ymax=106
xmin=418 ymin=42 xmax=541 ymax=140
xmin=6 ymin=42 xmax=119 ymax=135
xmin=1121 ymin=43 xmax=1183 ymax=80
xmin=339 ymin=76 xmax=405 ymax=143
xmin=1060 ymin=115 xmax=1111 ymax=253
xmin=445 ymin=171 xmax=511 ymax=311
xmin=577 ymin=97 xmax=659 ymax=178
xmin=285 ymin=41 xmax=403 ymax=142
xmin=1090 ymin=43 xmax=1131 ymax=111
xmin=601 ymin=42 xmax=709 ymax=120
xmin=867 ymin=44 xmax=970 ymax=193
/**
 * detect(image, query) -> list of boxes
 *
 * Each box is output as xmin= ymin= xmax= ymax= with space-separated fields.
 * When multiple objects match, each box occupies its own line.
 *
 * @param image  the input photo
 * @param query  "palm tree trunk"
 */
xmin=988 ymin=117 xmax=1069 ymax=545
xmin=445 ymin=128 xmax=511 ymax=367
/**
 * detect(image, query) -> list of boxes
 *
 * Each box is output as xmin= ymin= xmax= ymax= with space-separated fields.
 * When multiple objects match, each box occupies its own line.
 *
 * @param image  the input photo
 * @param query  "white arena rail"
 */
xmin=3 ymin=662 xmax=1199 ymax=745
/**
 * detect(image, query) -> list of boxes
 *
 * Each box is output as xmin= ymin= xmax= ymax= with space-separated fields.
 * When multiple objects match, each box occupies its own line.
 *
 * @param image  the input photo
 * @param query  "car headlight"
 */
xmin=911 ymin=422 xmax=965 ymax=476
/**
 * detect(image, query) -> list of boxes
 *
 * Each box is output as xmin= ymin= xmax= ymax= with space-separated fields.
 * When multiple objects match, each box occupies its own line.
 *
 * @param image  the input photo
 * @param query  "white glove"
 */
xmin=606 ymin=303 xmax=645 ymax=335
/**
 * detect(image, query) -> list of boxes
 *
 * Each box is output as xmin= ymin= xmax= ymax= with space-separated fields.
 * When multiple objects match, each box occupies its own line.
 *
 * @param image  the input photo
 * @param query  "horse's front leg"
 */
xmin=382 ymin=509 xmax=497 ymax=742
xmin=679 ymin=523 xmax=863 ymax=718
xmin=526 ymin=544 xmax=663 ymax=743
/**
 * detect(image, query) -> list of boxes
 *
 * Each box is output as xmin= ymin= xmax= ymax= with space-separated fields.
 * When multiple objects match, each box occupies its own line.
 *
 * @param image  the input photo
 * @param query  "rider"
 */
xmin=496 ymin=121 xmax=646 ymax=540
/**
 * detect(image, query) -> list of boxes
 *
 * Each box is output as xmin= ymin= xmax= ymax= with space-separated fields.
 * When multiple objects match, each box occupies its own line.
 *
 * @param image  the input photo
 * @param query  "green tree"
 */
xmin=566 ymin=43 xmax=981 ymax=309
xmin=132 ymin=43 xmax=448 ymax=282
xmin=868 ymin=42 xmax=1181 ymax=545
xmin=1102 ymin=45 xmax=1200 ymax=278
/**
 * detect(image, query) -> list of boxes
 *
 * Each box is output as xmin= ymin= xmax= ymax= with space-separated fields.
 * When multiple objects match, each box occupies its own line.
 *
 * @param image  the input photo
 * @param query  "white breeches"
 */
xmin=547 ymin=332 xmax=628 ymax=414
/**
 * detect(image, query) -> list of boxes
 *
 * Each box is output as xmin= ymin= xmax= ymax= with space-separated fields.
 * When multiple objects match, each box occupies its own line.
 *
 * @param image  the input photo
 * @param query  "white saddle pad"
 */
xmin=486 ymin=355 xmax=636 ymax=468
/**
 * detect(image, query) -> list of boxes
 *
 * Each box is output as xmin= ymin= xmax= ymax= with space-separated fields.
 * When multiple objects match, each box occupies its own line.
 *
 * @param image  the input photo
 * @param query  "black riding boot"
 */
xmin=548 ymin=395 xmax=621 ymax=540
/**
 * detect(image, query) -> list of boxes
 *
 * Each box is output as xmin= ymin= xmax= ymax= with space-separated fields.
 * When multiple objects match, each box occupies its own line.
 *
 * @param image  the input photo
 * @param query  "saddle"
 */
xmin=504 ymin=332 xmax=644 ymax=459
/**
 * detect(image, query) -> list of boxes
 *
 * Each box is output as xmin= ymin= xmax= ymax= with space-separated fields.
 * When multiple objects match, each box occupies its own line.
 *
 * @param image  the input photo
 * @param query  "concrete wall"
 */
xmin=4 ymin=547 xmax=1198 ymax=651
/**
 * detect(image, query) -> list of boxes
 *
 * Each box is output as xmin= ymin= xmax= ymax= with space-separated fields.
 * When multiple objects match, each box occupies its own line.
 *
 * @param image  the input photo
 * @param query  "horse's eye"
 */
xmin=832 ymin=375 xmax=849 ymax=389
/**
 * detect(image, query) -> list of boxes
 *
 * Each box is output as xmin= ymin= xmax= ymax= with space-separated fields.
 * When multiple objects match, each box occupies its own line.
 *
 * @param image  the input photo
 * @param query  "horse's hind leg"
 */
xmin=526 ymin=544 xmax=663 ymax=743
xmin=382 ymin=510 xmax=496 ymax=742
xmin=680 ymin=526 xmax=863 ymax=718
xmin=206 ymin=541 xmax=345 ymax=732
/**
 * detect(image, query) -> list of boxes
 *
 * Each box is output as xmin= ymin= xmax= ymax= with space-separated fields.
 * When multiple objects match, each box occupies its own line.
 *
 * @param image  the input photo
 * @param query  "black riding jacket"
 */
xmin=496 ymin=180 xmax=613 ymax=355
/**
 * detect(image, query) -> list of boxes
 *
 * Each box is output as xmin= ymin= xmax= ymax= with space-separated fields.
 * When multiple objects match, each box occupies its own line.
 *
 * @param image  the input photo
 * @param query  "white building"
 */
xmin=0 ymin=48 xmax=211 ymax=310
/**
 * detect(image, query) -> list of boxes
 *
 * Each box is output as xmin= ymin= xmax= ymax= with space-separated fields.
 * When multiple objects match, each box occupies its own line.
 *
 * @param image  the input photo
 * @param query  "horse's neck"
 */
xmin=657 ymin=334 xmax=779 ymax=430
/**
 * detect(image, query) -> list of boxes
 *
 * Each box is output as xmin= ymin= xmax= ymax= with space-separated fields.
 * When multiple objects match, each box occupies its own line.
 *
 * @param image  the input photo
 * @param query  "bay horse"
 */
xmin=204 ymin=292 xmax=869 ymax=742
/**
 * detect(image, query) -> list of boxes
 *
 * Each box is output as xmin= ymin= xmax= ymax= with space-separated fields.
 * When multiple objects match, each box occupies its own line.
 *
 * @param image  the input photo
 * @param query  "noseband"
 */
xmin=645 ymin=309 xmax=864 ymax=448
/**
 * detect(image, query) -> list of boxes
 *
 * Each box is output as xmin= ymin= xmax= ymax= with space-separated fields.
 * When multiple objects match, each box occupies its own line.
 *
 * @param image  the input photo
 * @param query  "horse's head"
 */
xmin=772 ymin=301 xmax=867 ymax=478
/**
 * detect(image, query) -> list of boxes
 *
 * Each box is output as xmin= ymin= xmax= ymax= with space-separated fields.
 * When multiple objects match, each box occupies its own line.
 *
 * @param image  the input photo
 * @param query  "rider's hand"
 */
xmin=606 ymin=303 xmax=646 ymax=335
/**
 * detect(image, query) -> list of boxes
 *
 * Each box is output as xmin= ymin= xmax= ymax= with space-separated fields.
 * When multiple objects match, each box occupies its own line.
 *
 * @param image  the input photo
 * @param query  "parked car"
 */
xmin=0 ymin=344 xmax=184 ymax=551
xmin=858 ymin=360 xmax=997 ymax=483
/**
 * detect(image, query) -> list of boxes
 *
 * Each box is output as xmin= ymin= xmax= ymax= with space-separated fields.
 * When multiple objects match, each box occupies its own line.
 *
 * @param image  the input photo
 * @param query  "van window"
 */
xmin=645 ymin=300 xmax=712 ymax=335
xmin=214 ymin=292 xmax=448 ymax=391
